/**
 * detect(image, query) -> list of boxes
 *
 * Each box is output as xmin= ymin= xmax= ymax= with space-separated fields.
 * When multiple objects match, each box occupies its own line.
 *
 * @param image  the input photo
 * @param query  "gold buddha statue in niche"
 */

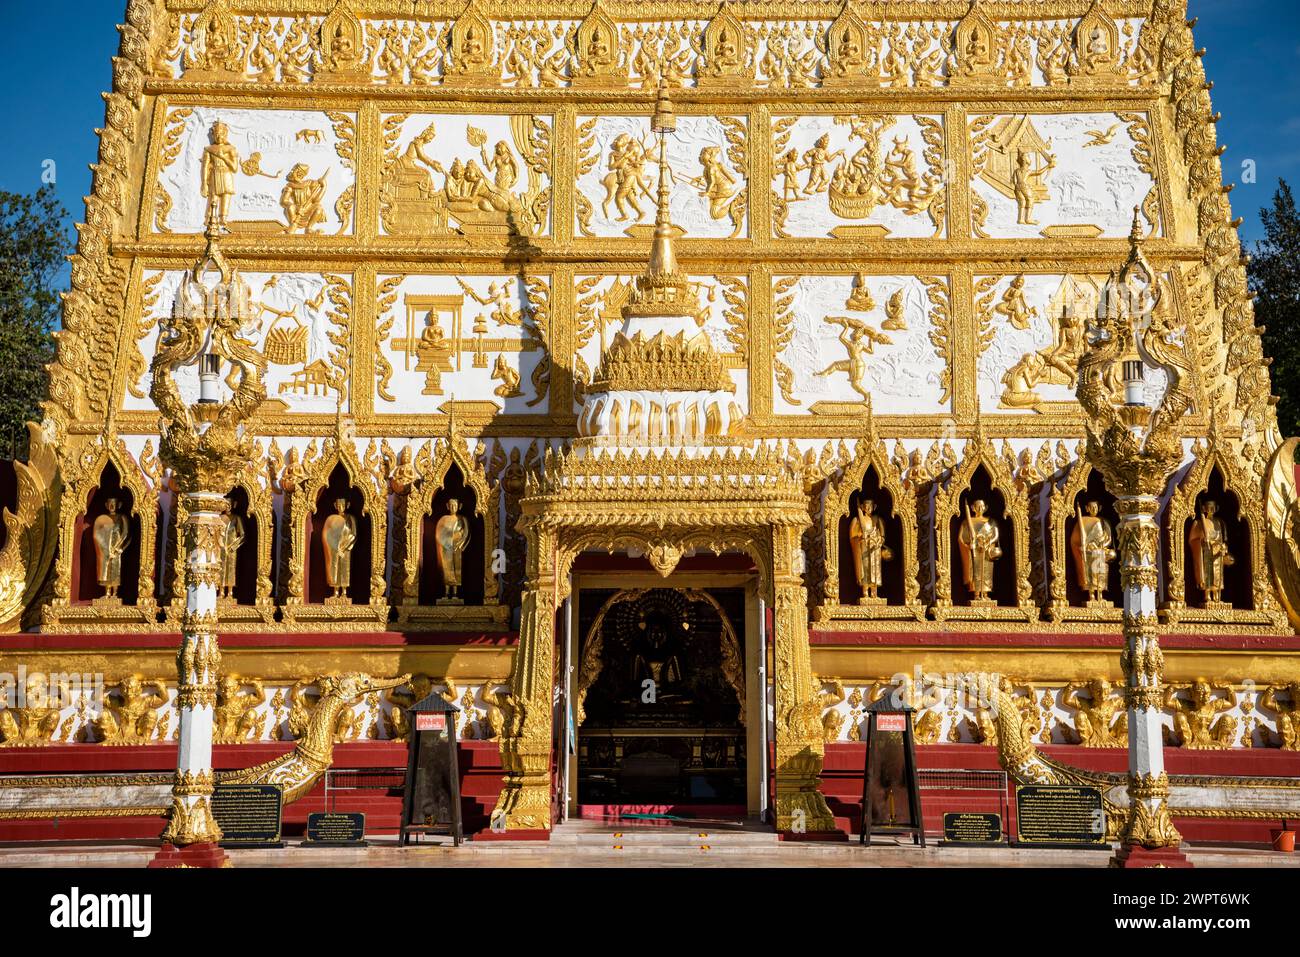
xmin=957 ymin=499 xmax=1002 ymax=604
xmin=434 ymin=498 xmax=471 ymax=605
xmin=1071 ymin=501 xmax=1116 ymax=605
xmin=848 ymin=498 xmax=892 ymax=604
xmin=219 ymin=510 xmax=246 ymax=601
xmin=92 ymin=497 xmax=131 ymax=601
xmin=1189 ymin=500 xmax=1235 ymax=606
xmin=321 ymin=497 xmax=357 ymax=602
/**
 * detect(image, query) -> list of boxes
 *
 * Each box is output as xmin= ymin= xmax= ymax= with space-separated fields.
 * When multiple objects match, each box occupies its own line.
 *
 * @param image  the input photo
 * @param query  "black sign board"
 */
xmin=942 ymin=811 xmax=1004 ymax=845
xmin=859 ymin=706 xmax=925 ymax=847
xmin=400 ymin=693 xmax=462 ymax=846
xmin=212 ymin=784 xmax=284 ymax=848
xmin=305 ymin=812 xmax=367 ymax=847
xmin=1015 ymin=784 xmax=1108 ymax=848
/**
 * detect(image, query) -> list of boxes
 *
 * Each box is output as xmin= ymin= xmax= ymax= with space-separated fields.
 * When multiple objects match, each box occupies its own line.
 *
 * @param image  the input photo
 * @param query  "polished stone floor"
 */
xmin=0 ymin=822 xmax=1295 ymax=868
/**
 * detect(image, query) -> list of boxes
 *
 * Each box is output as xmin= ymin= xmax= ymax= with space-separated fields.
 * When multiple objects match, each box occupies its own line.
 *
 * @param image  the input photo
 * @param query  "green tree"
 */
xmin=0 ymin=187 xmax=68 ymax=459
xmin=1252 ymin=179 xmax=1300 ymax=439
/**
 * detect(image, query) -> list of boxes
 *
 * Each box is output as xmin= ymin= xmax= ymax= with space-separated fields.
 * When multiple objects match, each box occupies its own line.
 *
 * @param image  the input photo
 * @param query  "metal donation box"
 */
xmin=400 ymin=693 xmax=463 ymax=846
xmin=859 ymin=701 xmax=925 ymax=847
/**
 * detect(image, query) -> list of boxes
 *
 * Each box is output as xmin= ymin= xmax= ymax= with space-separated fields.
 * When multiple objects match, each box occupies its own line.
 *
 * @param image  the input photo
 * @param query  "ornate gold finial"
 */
xmin=647 ymin=81 xmax=680 ymax=283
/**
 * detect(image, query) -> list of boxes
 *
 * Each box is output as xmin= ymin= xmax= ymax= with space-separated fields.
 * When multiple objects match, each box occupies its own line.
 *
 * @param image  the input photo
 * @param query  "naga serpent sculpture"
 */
xmin=979 ymin=678 xmax=1125 ymax=840
xmin=220 ymin=672 xmax=409 ymax=804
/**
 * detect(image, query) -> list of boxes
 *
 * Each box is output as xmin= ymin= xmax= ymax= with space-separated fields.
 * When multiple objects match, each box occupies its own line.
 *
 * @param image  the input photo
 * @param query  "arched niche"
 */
xmin=45 ymin=437 xmax=160 ymax=630
xmin=306 ymin=462 xmax=373 ymax=605
xmin=420 ymin=464 xmax=486 ymax=605
xmin=817 ymin=435 xmax=923 ymax=623
xmin=1048 ymin=460 xmax=1122 ymax=621
xmin=1165 ymin=433 xmax=1280 ymax=627
xmin=281 ymin=436 xmax=389 ymax=628
xmin=934 ymin=430 xmax=1037 ymax=622
xmin=73 ymin=462 xmax=143 ymax=606
xmin=165 ymin=467 xmax=276 ymax=627
xmin=399 ymin=433 xmax=507 ymax=629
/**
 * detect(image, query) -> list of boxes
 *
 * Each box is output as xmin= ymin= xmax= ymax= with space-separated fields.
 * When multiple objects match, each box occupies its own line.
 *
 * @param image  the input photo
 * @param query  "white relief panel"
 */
xmin=572 ymin=274 xmax=748 ymax=412
xmin=575 ymin=114 xmax=748 ymax=239
xmin=977 ymin=272 xmax=1168 ymax=414
xmin=375 ymin=274 xmax=550 ymax=416
xmin=381 ymin=112 xmax=553 ymax=237
xmin=127 ymin=270 xmax=351 ymax=416
xmin=969 ymin=112 xmax=1157 ymax=240
xmin=772 ymin=114 xmax=947 ymax=239
xmin=773 ymin=274 xmax=947 ymax=416
xmin=155 ymin=107 xmax=356 ymax=236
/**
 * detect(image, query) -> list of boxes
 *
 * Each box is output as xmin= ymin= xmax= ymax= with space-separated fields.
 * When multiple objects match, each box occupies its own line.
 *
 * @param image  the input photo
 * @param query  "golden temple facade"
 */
xmin=2 ymin=0 xmax=1299 ymax=839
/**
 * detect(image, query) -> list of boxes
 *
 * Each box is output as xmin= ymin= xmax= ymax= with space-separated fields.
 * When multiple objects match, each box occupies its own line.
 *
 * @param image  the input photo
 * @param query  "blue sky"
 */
xmin=0 ymin=0 xmax=1296 ymax=245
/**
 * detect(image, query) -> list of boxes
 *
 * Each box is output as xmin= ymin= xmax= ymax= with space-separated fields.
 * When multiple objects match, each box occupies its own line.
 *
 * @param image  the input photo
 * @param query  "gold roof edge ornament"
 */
xmin=0 ymin=423 xmax=62 ymax=634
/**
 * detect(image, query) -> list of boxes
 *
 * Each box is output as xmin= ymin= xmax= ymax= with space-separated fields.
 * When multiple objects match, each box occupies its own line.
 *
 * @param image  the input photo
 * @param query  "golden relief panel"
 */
xmin=373 ymin=273 xmax=552 ymax=415
xmin=379 ymin=111 xmax=553 ymax=238
xmin=771 ymin=274 xmax=950 ymax=416
xmin=968 ymin=111 xmax=1160 ymax=239
xmin=575 ymin=113 xmax=747 ymax=239
xmin=126 ymin=269 xmax=351 ymax=416
xmin=153 ymin=106 xmax=357 ymax=236
xmin=771 ymin=113 xmax=946 ymax=240
xmin=572 ymin=273 xmax=748 ymax=410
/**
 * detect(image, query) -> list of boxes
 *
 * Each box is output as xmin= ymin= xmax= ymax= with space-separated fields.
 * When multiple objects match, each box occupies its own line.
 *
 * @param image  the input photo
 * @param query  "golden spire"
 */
xmin=648 ymin=81 xmax=679 ymax=281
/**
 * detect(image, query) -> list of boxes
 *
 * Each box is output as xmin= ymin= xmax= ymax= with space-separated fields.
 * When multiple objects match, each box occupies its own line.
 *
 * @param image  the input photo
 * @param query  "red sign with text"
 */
xmin=416 ymin=713 xmax=445 ymax=732
xmin=876 ymin=713 xmax=907 ymax=732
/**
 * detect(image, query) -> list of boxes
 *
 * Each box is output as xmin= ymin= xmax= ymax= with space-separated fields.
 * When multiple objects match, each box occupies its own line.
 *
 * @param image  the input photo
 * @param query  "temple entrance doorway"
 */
xmin=564 ymin=565 xmax=766 ymax=821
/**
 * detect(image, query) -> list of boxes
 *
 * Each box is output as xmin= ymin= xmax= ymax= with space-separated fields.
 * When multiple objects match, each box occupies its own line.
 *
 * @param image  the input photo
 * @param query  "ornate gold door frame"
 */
xmin=565 ymin=574 xmax=759 ymax=817
xmin=492 ymin=513 xmax=836 ymax=835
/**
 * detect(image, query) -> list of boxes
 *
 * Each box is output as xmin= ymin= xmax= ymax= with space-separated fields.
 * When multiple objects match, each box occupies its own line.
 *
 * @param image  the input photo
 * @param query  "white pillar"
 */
xmin=1115 ymin=493 xmax=1182 ymax=855
xmin=160 ymin=489 xmax=227 ymax=849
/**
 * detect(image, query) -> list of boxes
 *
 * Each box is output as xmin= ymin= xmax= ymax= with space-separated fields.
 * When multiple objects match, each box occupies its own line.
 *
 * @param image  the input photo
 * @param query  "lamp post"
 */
xmin=148 ymin=229 xmax=267 ymax=868
xmin=1075 ymin=211 xmax=1192 ymax=868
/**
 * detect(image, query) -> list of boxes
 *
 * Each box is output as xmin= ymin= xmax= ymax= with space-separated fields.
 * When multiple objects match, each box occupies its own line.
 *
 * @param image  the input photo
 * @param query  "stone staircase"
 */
xmin=547 ymin=817 xmax=779 ymax=854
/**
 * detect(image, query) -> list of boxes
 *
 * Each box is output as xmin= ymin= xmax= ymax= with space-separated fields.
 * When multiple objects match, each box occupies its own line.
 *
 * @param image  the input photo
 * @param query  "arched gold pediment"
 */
xmin=934 ymin=422 xmax=1038 ymax=621
xmin=573 ymin=0 xmax=627 ymax=87
xmin=1071 ymin=0 xmax=1122 ymax=80
xmin=1165 ymin=422 xmax=1281 ymax=627
xmin=45 ymin=434 xmax=160 ymax=630
xmin=952 ymin=1 xmax=1001 ymax=83
xmin=444 ymin=0 xmax=496 ymax=85
xmin=824 ymin=1 xmax=875 ymax=84
xmin=698 ymin=2 xmax=752 ymax=86
xmin=397 ymin=426 xmax=507 ymax=627
xmin=281 ymin=429 xmax=388 ymax=627
xmin=818 ymin=412 xmax=923 ymax=623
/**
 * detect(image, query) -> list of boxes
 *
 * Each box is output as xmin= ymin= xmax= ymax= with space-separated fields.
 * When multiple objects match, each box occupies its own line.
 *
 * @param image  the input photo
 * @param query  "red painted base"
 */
xmin=1110 ymin=843 xmax=1194 ymax=869
xmin=470 ymin=829 xmax=551 ymax=842
xmin=148 ymin=842 xmax=229 ymax=868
